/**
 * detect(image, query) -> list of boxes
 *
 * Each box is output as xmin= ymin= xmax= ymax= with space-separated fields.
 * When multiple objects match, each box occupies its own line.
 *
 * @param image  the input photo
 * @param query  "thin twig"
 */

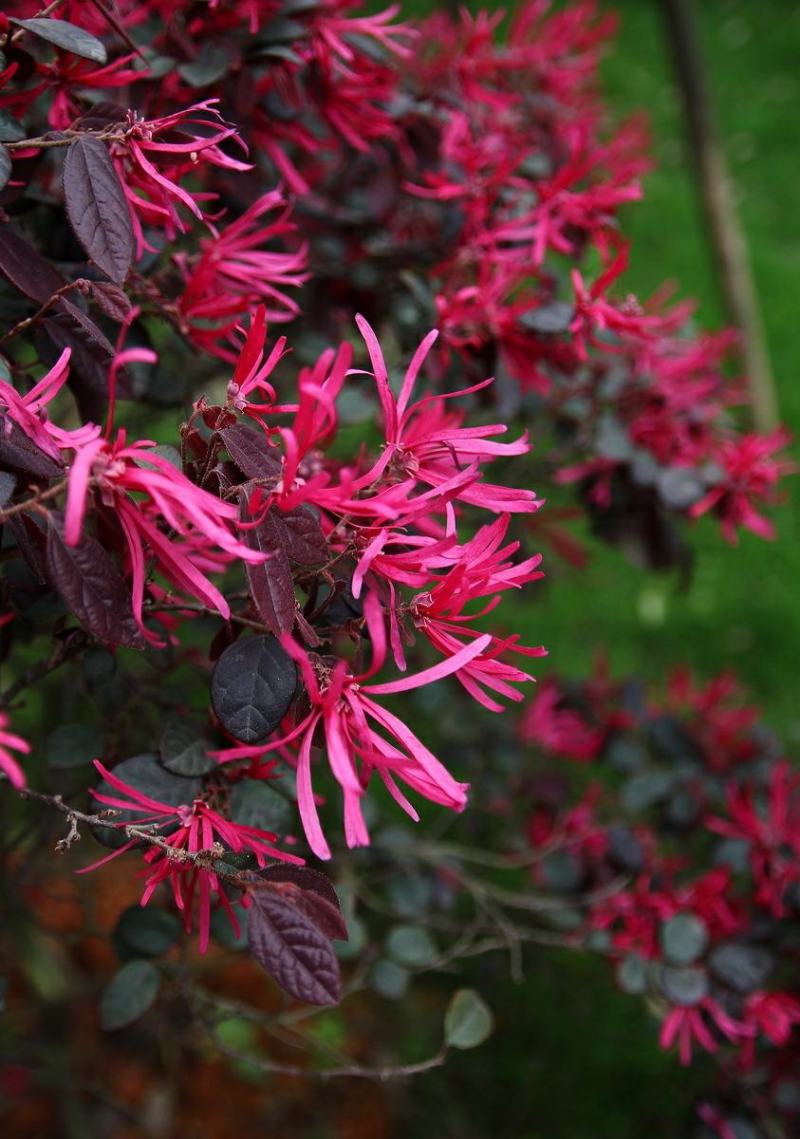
xmin=13 ymin=786 xmax=256 ymax=888
xmin=0 ymin=478 xmax=68 ymax=524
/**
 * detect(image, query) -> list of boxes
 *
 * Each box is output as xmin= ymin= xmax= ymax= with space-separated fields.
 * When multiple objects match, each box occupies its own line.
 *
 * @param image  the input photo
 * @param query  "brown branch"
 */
xmin=0 ymin=478 xmax=69 ymax=524
xmin=659 ymin=0 xmax=779 ymax=432
xmin=4 ymin=127 xmax=121 ymax=152
xmin=13 ymin=786 xmax=256 ymax=888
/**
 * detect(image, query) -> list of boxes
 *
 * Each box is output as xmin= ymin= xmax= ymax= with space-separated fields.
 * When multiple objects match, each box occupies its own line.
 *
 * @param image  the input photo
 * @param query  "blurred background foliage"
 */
xmin=4 ymin=2 xmax=799 ymax=1136
xmin=378 ymin=1 xmax=800 ymax=1135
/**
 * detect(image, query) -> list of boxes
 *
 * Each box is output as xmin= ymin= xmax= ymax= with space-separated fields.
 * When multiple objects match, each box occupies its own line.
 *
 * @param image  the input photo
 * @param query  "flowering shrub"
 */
xmin=520 ymin=665 xmax=800 ymax=1138
xmin=0 ymin=0 xmax=792 ymax=1133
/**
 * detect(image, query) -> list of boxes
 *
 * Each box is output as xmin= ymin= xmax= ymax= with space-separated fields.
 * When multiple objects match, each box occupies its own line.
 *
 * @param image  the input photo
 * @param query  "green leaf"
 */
xmin=229 ymin=778 xmax=293 ymax=835
xmin=616 ymin=954 xmax=649 ymax=995
xmin=210 ymin=905 xmax=249 ymax=950
xmin=334 ymin=915 xmax=366 ymax=961
xmin=369 ymin=959 xmax=410 ymax=1001
xmin=385 ymin=924 xmax=436 ymax=968
xmin=9 ymin=18 xmax=107 ymax=64
xmin=660 ymin=914 xmax=708 ymax=967
xmin=160 ymin=718 xmax=215 ymax=776
xmin=46 ymin=723 xmax=102 ymax=769
xmin=100 ymin=960 xmax=160 ymax=1030
xmin=0 ymin=145 xmax=11 ymax=193
xmin=0 ymin=110 xmax=27 ymax=143
xmin=114 ymin=906 xmax=181 ymax=958
xmin=178 ymin=45 xmax=231 ymax=88
xmin=659 ymin=965 xmax=708 ymax=1007
xmin=444 ymin=989 xmax=494 ymax=1050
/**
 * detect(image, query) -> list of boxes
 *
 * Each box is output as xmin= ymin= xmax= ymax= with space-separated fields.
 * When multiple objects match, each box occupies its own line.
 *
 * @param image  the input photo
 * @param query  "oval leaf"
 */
xmin=63 ymin=135 xmax=133 ymax=285
xmin=46 ymin=514 xmax=145 ymax=649
xmin=229 ymin=778 xmax=293 ymax=835
xmin=160 ymin=718 xmax=215 ymax=776
xmin=114 ymin=906 xmax=181 ymax=958
xmin=10 ymin=18 xmax=107 ymax=65
xmin=660 ymin=913 xmax=709 ymax=967
xmin=220 ymin=424 xmax=281 ymax=480
xmin=242 ymin=507 xmax=297 ymax=635
xmin=46 ymin=722 xmax=101 ymax=769
xmin=211 ymin=635 xmax=297 ymax=744
xmin=100 ymin=960 xmax=160 ymax=1030
xmin=444 ymin=988 xmax=494 ymax=1050
xmin=385 ymin=924 xmax=436 ymax=968
xmin=0 ymin=226 xmax=66 ymax=303
xmin=247 ymin=890 xmax=341 ymax=1005
xmin=709 ymin=942 xmax=774 ymax=995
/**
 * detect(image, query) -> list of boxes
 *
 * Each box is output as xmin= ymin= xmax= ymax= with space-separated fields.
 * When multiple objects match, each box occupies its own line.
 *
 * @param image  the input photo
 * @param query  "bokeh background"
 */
xmin=355 ymin=2 xmax=800 ymax=1135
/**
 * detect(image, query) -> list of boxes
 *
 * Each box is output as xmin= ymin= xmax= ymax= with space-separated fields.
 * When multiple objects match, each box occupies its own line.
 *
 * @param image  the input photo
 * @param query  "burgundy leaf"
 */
xmin=247 ymin=890 xmax=342 ymax=1005
xmin=90 ymin=281 xmax=133 ymax=321
xmin=8 ymin=513 xmax=49 ymax=583
xmin=281 ymin=505 xmax=328 ymax=567
xmin=220 ymin=423 xmax=281 ymax=480
xmin=258 ymin=864 xmax=343 ymax=913
xmin=63 ymin=136 xmax=134 ymax=285
xmin=0 ymin=413 xmax=63 ymax=478
xmin=42 ymin=300 xmax=119 ymax=421
xmin=8 ymin=18 xmax=107 ymax=65
xmin=243 ymin=505 xmax=296 ymax=635
xmin=0 ymin=226 xmax=66 ymax=303
xmin=255 ymin=878 xmax=348 ymax=942
xmin=45 ymin=514 xmax=145 ymax=649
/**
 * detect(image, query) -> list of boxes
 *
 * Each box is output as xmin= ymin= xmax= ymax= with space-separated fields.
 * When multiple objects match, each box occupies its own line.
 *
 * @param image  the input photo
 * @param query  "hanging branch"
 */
xmin=658 ymin=0 xmax=779 ymax=432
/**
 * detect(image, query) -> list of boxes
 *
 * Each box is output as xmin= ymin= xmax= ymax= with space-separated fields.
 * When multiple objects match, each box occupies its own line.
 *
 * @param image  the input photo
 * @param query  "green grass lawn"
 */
xmin=514 ymin=0 xmax=800 ymax=743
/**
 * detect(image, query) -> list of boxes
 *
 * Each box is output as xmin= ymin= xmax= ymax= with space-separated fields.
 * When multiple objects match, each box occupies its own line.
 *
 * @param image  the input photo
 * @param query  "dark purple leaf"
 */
xmin=0 ymin=226 xmax=66 ymax=303
xmin=90 ymin=281 xmax=133 ymax=321
xmin=9 ymin=18 xmax=107 ymax=65
xmin=255 ymin=869 xmax=348 ymax=942
xmin=244 ymin=508 xmax=296 ymax=635
xmin=45 ymin=514 xmax=145 ymax=649
xmin=210 ymin=634 xmax=296 ymax=743
xmin=220 ymin=423 xmax=281 ymax=480
xmin=0 ymin=145 xmax=11 ymax=193
xmin=42 ymin=299 xmax=119 ymax=421
xmin=0 ymin=412 xmax=63 ymax=477
xmin=63 ymin=136 xmax=133 ymax=285
xmin=281 ymin=506 xmax=328 ymax=567
xmin=8 ymin=513 xmax=49 ymax=583
xmin=258 ymin=864 xmax=342 ymax=912
xmin=247 ymin=890 xmax=342 ymax=1005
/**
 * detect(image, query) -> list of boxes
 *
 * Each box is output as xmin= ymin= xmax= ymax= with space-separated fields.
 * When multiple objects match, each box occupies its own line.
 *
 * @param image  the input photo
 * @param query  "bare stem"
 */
xmin=0 ymin=478 xmax=68 ymax=524
xmin=13 ymin=785 xmax=257 ymax=888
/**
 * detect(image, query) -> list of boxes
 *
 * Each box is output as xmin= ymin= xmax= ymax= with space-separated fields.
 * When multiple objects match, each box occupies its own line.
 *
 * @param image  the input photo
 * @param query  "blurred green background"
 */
xmin=389 ymin=2 xmax=800 ymax=1136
